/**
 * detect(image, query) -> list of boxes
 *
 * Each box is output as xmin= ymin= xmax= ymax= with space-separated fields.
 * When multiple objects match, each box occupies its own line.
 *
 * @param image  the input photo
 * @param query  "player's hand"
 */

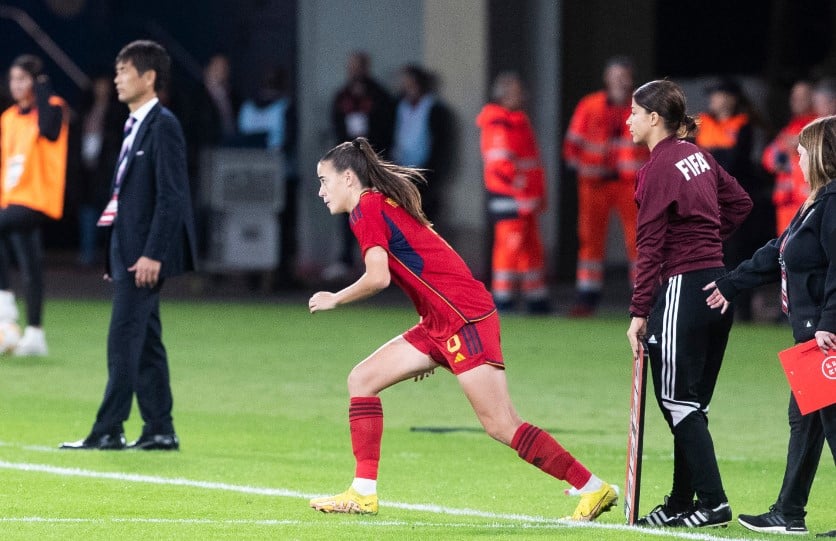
xmin=815 ymin=330 xmax=836 ymax=354
xmin=413 ymin=368 xmax=435 ymax=382
xmin=627 ymin=317 xmax=646 ymax=360
xmin=128 ymin=256 xmax=161 ymax=288
xmin=309 ymin=291 xmax=338 ymax=313
xmin=703 ymin=281 xmax=730 ymax=313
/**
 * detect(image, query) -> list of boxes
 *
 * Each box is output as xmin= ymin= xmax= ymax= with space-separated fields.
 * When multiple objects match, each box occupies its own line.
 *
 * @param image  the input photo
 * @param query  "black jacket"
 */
xmin=716 ymin=181 xmax=836 ymax=342
xmin=106 ymin=103 xmax=197 ymax=278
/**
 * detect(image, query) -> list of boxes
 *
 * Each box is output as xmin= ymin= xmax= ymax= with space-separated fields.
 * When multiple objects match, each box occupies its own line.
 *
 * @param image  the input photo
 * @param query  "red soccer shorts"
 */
xmin=403 ymin=312 xmax=505 ymax=375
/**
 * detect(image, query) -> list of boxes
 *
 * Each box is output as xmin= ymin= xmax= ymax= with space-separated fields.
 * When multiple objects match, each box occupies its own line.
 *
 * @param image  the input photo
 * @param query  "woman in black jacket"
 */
xmin=705 ymin=115 xmax=836 ymax=537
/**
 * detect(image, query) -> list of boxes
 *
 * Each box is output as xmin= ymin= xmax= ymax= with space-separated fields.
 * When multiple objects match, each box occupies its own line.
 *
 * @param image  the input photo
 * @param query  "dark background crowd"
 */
xmin=1 ymin=0 xmax=835 ymax=317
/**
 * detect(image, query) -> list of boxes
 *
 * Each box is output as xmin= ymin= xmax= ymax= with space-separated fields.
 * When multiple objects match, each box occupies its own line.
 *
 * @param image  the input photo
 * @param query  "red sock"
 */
xmin=511 ymin=423 xmax=592 ymax=489
xmin=349 ymin=396 xmax=383 ymax=480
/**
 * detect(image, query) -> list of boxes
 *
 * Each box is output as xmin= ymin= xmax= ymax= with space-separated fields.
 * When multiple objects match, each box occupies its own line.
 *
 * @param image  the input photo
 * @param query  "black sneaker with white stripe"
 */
xmin=672 ymin=502 xmax=732 ymax=528
xmin=635 ymin=496 xmax=693 ymax=527
xmin=738 ymin=506 xmax=808 ymax=535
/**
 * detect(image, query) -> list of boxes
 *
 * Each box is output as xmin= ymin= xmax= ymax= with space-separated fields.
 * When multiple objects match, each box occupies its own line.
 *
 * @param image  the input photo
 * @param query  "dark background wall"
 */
xmin=1 ymin=0 xmax=297 ymax=107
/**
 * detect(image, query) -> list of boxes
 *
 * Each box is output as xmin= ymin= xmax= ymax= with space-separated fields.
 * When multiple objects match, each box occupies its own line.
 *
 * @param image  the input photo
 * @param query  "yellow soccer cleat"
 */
xmin=568 ymin=482 xmax=619 ymax=521
xmin=309 ymin=487 xmax=379 ymax=515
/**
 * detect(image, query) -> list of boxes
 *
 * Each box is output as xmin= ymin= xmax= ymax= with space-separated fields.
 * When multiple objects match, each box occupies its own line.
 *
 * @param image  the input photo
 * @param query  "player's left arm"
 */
xmin=309 ymin=247 xmax=390 ymax=312
xmin=35 ymin=76 xmax=65 ymax=141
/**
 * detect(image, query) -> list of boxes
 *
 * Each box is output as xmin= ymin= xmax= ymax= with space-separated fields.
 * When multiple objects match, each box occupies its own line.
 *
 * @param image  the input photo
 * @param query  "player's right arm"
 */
xmin=626 ymin=317 xmax=647 ymax=359
xmin=309 ymin=247 xmax=390 ymax=312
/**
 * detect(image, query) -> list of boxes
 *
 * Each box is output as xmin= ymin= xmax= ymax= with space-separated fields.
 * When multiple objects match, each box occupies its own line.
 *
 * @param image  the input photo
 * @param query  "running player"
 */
xmin=307 ymin=137 xmax=617 ymax=520
xmin=625 ymin=80 xmax=753 ymax=528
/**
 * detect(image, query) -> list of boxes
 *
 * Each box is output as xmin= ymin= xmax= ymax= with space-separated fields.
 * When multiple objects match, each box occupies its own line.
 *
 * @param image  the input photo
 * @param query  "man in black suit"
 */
xmin=60 ymin=40 xmax=196 ymax=451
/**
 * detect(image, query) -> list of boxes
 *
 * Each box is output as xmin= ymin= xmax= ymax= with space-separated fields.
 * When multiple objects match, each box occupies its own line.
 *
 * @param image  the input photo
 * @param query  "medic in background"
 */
xmin=563 ymin=56 xmax=648 ymax=317
xmin=476 ymin=72 xmax=549 ymax=314
xmin=762 ymin=80 xmax=816 ymax=235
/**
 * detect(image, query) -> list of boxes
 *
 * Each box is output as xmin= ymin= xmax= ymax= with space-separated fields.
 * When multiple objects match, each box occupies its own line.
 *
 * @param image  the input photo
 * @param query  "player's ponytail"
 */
xmin=321 ymin=138 xmax=431 ymax=225
xmin=633 ymin=79 xmax=698 ymax=139
xmin=678 ymin=114 xmax=699 ymax=139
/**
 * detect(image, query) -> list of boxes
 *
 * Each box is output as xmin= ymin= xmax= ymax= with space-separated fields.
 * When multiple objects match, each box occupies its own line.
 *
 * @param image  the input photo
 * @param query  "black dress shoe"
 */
xmin=59 ymin=433 xmax=126 ymax=450
xmin=128 ymin=433 xmax=179 ymax=451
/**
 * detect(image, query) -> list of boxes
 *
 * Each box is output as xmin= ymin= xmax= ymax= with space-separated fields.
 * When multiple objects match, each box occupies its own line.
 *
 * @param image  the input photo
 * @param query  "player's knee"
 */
xmin=346 ymin=366 xmax=369 ymax=395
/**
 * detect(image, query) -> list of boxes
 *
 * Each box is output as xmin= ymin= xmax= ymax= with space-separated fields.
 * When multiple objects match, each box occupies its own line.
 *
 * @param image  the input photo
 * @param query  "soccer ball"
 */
xmin=0 ymin=321 xmax=21 ymax=354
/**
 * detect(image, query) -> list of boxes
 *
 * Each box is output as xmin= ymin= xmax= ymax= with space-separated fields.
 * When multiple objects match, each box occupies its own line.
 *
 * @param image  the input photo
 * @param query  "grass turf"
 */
xmin=0 ymin=298 xmax=833 ymax=540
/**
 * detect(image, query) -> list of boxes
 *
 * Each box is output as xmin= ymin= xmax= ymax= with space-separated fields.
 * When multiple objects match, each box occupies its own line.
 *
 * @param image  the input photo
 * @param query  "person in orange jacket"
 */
xmin=0 ymin=54 xmax=68 ymax=355
xmin=762 ymin=80 xmax=816 ymax=235
xmin=696 ymin=78 xmax=767 ymax=322
xmin=476 ymin=72 xmax=549 ymax=313
xmin=563 ymin=57 xmax=648 ymax=316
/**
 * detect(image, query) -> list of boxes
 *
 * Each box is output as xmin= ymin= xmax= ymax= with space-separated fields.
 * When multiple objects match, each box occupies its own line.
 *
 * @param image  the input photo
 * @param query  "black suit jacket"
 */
xmin=106 ymin=103 xmax=197 ymax=278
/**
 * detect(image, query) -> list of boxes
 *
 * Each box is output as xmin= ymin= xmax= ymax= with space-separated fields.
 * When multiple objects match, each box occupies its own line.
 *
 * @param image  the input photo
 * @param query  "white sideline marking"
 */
xmin=0 ymin=460 xmax=752 ymax=541
xmin=0 ymin=518 xmax=556 ymax=527
xmin=0 ymin=460 xmax=310 ymax=498
xmin=0 ymin=439 xmax=776 ymax=464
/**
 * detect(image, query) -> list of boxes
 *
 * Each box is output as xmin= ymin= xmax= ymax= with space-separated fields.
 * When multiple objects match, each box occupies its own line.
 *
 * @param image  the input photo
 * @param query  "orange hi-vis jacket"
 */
xmin=695 ymin=112 xmax=749 ymax=151
xmin=476 ymin=103 xmax=545 ymax=217
xmin=0 ymin=96 xmax=68 ymax=219
xmin=563 ymin=91 xmax=647 ymax=181
xmin=762 ymin=113 xmax=816 ymax=208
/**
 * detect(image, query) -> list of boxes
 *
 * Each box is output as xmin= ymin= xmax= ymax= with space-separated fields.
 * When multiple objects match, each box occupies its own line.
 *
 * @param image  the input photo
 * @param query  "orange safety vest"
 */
xmin=476 ymin=103 xmax=545 ymax=214
xmin=762 ymin=113 xmax=816 ymax=207
xmin=563 ymin=91 xmax=648 ymax=181
xmin=695 ymin=112 xmax=749 ymax=151
xmin=0 ymin=96 xmax=69 ymax=219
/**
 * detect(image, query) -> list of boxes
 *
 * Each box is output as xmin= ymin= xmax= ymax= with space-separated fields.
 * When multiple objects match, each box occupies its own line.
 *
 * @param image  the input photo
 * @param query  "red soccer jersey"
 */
xmin=350 ymin=190 xmax=496 ymax=339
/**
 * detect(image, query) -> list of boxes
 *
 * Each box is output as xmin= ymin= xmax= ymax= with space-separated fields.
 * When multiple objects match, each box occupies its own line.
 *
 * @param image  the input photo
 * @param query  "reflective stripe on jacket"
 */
xmin=476 ymin=103 xmax=545 ymax=213
xmin=563 ymin=91 xmax=648 ymax=181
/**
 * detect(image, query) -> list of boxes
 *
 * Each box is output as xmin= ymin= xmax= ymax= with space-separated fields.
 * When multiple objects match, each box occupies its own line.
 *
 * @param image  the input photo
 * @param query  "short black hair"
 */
xmin=10 ymin=54 xmax=43 ymax=79
xmin=401 ymin=64 xmax=434 ymax=94
xmin=115 ymin=40 xmax=170 ymax=92
xmin=604 ymin=55 xmax=634 ymax=72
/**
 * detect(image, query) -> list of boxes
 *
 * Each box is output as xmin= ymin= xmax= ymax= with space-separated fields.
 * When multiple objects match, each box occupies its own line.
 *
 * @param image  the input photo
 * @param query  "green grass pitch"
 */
xmin=0 ymin=298 xmax=833 ymax=540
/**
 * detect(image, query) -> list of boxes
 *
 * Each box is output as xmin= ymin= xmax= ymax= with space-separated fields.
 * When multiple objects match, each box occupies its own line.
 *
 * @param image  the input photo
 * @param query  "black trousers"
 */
xmin=773 ymin=394 xmax=836 ymax=520
xmin=0 ymin=205 xmax=46 ymax=326
xmin=646 ymin=267 xmax=734 ymax=508
xmin=91 ymin=232 xmax=174 ymax=436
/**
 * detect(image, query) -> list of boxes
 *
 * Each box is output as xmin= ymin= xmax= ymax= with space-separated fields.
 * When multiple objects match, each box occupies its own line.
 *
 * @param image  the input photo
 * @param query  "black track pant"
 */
xmin=0 ymin=205 xmax=47 ymax=326
xmin=773 ymin=394 xmax=836 ymax=520
xmin=646 ymin=267 xmax=733 ymax=508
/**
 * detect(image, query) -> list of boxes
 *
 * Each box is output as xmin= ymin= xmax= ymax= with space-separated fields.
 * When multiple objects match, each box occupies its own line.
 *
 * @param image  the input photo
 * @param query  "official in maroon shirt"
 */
xmin=625 ymin=80 xmax=752 ymax=529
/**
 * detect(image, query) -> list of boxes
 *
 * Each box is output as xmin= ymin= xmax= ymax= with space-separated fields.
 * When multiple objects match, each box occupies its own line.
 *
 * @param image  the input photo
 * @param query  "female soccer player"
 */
xmin=625 ymin=80 xmax=753 ymax=528
xmin=705 ymin=115 xmax=836 ymax=537
xmin=307 ymin=137 xmax=617 ymax=520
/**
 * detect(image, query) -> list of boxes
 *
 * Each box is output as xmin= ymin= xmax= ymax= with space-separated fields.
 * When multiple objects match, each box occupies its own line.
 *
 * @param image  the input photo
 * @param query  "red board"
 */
xmin=778 ymin=339 xmax=836 ymax=415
